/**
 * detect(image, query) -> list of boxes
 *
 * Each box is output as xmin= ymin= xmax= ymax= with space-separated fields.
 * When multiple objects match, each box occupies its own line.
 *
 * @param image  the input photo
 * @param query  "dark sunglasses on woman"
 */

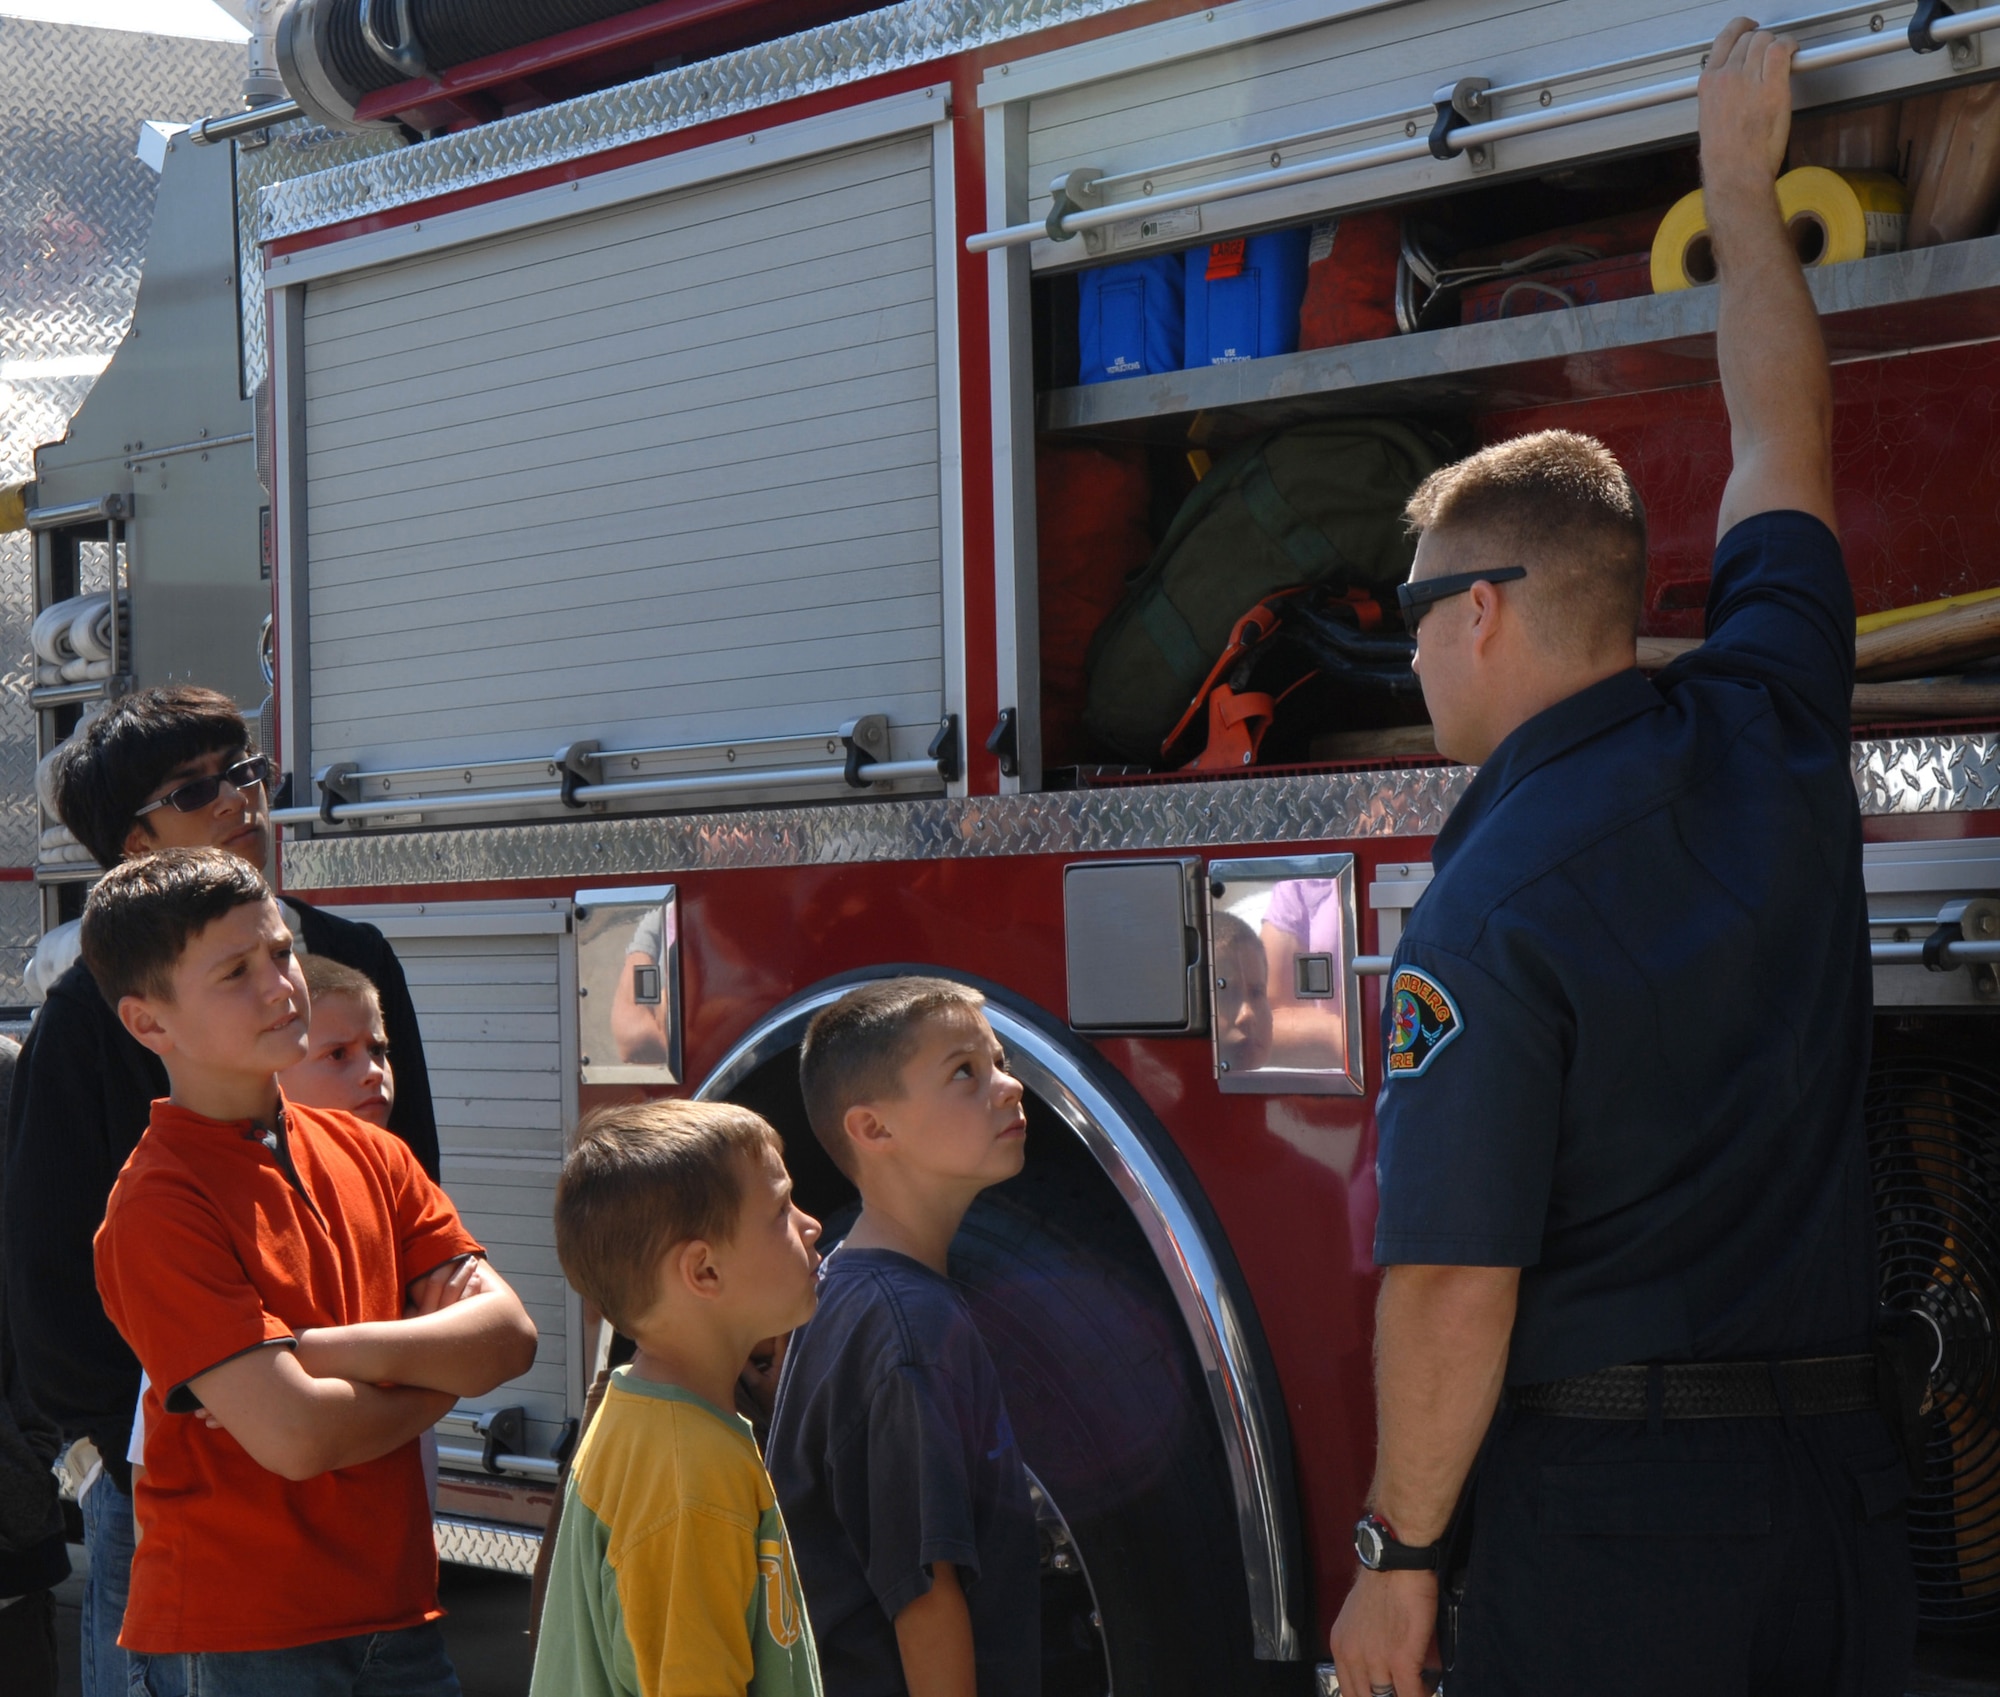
xmin=133 ymin=754 xmax=272 ymax=818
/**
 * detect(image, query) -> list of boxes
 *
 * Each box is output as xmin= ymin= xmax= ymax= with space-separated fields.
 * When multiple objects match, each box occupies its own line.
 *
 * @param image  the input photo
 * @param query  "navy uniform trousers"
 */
xmin=1452 ymin=1403 xmax=1916 ymax=1696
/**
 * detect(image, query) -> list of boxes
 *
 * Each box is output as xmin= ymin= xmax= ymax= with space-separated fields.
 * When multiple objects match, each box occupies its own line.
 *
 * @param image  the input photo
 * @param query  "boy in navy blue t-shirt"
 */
xmin=767 ymin=979 xmax=1039 ymax=1697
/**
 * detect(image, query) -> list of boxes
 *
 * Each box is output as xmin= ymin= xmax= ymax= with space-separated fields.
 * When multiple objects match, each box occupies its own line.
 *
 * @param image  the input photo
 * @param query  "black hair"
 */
xmin=53 ymin=686 xmax=248 ymax=870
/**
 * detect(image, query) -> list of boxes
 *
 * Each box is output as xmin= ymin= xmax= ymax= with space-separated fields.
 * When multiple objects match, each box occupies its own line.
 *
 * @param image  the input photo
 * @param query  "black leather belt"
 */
xmin=1511 ymin=1354 xmax=1879 ymax=1420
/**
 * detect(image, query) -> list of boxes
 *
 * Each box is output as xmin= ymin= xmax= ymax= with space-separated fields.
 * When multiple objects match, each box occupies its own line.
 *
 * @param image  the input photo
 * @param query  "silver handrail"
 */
xmin=270 ymin=758 xmax=941 ymax=825
xmin=967 ymin=2 xmax=2000 ymax=254
xmin=188 ymin=98 xmax=304 ymax=145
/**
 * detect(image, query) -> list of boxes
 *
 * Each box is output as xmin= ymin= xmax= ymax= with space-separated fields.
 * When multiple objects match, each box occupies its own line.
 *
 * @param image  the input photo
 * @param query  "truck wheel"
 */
xmin=952 ymin=1168 xmax=1296 ymax=1696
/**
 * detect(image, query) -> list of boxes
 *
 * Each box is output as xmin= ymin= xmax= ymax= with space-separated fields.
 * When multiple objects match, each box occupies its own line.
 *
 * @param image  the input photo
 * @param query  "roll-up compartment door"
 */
xmin=328 ymin=901 xmax=579 ymax=1462
xmin=299 ymin=129 xmax=945 ymax=784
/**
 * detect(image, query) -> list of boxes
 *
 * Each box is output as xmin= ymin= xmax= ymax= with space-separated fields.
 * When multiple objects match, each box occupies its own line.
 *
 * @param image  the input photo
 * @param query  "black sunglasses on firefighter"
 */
xmin=1396 ymin=565 xmax=1528 ymax=628
xmin=133 ymin=755 xmax=272 ymax=818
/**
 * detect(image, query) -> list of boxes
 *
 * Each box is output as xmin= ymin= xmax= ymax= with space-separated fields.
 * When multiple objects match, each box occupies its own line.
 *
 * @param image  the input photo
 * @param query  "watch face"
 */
xmin=1355 ymin=1518 xmax=1387 ymax=1570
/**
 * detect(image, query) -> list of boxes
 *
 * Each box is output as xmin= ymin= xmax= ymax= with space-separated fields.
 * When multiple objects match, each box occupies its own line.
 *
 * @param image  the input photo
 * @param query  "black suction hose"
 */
xmin=318 ymin=0 xmax=662 ymax=97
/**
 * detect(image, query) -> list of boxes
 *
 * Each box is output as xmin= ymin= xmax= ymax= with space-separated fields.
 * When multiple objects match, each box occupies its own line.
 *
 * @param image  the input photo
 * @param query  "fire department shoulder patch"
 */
xmin=1387 ymin=967 xmax=1461 ymax=1078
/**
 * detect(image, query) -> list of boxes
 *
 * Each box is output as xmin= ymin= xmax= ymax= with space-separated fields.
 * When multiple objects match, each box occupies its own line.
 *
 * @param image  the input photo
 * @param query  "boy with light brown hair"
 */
xmin=533 ymin=1100 xmax=824 ymax=1697
xmin=767 ymin=978 xmax=1040 ymax=1697
xmin=292 ymin=955 xmax=396 ymax=1126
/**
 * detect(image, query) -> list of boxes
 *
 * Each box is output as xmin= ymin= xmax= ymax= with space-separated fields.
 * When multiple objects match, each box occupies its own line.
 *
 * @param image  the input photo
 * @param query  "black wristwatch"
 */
xmin=1354 ymin=1512 xmax=1440 ymax=1572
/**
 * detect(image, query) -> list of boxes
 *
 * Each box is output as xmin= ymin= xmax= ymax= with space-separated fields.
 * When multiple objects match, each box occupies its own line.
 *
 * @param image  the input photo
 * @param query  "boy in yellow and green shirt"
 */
xmin=532 ymin=1101 xmax=825 ymax=1697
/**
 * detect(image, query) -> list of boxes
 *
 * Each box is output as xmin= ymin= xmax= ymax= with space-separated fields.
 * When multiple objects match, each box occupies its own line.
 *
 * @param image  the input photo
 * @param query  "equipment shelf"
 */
xmin=1038 ymin=231 xmax=2000 ymax=440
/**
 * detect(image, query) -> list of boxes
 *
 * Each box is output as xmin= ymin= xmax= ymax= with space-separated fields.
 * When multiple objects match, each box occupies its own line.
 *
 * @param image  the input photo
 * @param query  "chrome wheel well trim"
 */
xmin=695 ymin=971 xmax=1302 ymax=1662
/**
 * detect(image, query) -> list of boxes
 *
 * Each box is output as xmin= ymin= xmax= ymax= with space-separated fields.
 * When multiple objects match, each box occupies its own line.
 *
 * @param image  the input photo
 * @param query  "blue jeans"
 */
xmin=128 ymin=1622 xmax=461 ymax=1696
xmin=80 ymin=1473 xmax=136 ymax=1697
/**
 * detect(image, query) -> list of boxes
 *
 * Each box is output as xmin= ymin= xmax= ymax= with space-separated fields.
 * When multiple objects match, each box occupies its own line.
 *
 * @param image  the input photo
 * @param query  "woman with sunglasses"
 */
xmin=2 ymin=685 xmax=439 ymax=1697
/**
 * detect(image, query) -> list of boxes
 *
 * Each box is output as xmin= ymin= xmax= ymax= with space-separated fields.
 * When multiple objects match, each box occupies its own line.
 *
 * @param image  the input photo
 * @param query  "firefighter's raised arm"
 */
xmin=1703 ymin=18 xmax=1837 ymax=539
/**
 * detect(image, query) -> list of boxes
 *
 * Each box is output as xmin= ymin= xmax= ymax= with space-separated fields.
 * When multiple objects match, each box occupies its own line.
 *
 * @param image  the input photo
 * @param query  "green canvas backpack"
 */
xmin=1081 ymin=418 xmax=1465 ymax=762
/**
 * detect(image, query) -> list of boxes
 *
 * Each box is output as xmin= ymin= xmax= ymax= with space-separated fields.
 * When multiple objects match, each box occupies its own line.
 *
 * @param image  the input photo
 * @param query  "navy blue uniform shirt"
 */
xmin=1375 ymin=511 xmax=1878 ymax=1385
xmin=767 ymin=1246 xmax=1040 ymax=1697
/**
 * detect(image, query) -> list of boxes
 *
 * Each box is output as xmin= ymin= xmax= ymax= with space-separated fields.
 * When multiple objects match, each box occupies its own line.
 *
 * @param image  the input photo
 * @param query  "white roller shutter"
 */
xmin=329 ymin=902 xmax=579 ymax=1459
xmin=299 ymin=129 xmax=945 ymax=776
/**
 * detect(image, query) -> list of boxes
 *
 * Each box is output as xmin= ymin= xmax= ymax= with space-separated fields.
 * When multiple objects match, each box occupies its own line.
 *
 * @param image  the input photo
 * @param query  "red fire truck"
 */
xmin=23 ymin=0 xmax=2000 ymax=1687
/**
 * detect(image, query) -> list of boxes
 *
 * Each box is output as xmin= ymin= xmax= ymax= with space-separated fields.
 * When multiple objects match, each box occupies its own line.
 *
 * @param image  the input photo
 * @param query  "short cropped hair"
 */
xmin=1212 ymin=910 xmax=1263 ymax=966
xmin=54 ymin=686 xmax=249 ymax=870
xmin=1404 ymin=430 xmax=1647 ymax=657
xmin=303 ymin=954 xmax=382 ymax=1023
xmin=80 ymin=848 xmax=272 ymax=1006
xmin=555 ymin=1101 xmax=782 ymax=1335
xmin=798 ymin=977 xmax=988 ymax=1179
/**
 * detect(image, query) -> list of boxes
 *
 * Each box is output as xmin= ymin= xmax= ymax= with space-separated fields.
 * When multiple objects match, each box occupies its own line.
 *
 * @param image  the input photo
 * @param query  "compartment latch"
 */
xmin=1430 ymin=77 xmax=1493 ymax=171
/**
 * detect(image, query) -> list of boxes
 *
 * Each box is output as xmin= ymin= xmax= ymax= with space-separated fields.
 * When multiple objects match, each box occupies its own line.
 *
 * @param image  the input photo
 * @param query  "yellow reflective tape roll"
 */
xmin=1652 ymin=169 xmax=1908 ymax=294
xmin=1776 ymin=167 xmax=1908 ymax=269
xmin=1650 ymin=187 xmax=1713 ymax=294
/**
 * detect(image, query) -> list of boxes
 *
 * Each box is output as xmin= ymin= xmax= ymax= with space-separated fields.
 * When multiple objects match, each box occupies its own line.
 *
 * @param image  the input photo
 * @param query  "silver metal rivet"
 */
xmin=1270 ymin=150 xmax=1282 ymax=167
xmin=1142 ymin=179 xmax=1154 ymax=194
xmin=1539 ymin=88 xmax=1552 ymax=106
xmin=1404 ymin=119 xmax=1417 ymax=137
xmin=1870 ymin=13 xmax=1885 ymax=29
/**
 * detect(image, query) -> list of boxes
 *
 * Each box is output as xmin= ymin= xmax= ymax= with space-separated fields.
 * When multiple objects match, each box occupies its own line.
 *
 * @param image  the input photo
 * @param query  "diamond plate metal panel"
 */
xmin=258 ymin=0 xmax=1149 ymax=241
xmin=234 ymin=121 xmax=401 ymax=393
xmin=1853 ymin=732 xmax=2000 ymax=813
xmin=433 ymin=1512 xmax=541 ymax=1575
xmin=1 ymin=19 xmax=241 ymax=450
xmin=0 ymin=534 xmax=36 ymax=877
xmin=282 ymin=767 xmax=1476 ymax=889
xmin=280 ymin=736 xmax=2000 ymax=893
xmin=1 ymin=19 xmax=241 ymax=896
xmin=0 ymin=881 xmax=39 ymax=1008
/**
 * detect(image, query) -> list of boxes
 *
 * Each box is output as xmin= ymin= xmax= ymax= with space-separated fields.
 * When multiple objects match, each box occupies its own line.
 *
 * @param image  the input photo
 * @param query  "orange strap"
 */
xmin=1159 ymin=588 xmax=1303 ymax=754
xmin=1184 ymin=685 xmax=1275 ymax=771
xmin=1205 ymin=238 xmax=1247 ymax=281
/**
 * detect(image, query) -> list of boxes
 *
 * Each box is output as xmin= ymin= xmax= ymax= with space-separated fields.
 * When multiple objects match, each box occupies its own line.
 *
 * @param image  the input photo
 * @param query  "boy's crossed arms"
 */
xmin=190 ymin=1251 xmax=531 ymax=1482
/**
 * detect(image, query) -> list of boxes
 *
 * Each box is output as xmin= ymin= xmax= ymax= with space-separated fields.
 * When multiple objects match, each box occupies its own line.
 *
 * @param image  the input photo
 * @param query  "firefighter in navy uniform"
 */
xmin=1328 ymin=21 xmax=1917 ymax=1697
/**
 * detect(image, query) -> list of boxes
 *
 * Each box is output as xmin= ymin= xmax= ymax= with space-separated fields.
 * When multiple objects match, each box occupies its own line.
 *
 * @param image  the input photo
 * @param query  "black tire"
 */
xmin=952 ymin=1167 xmax=1292 ymax=1696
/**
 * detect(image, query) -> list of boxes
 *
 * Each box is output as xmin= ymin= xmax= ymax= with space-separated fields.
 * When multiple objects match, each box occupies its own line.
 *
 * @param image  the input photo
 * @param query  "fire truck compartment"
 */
xmin=272 ymin=94 xmax=962 ymax=823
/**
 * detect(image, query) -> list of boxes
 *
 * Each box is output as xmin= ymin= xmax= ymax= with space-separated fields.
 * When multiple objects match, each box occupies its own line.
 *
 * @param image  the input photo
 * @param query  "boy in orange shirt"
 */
xmin=89 ymin=849 xmax=539 ymax=1695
